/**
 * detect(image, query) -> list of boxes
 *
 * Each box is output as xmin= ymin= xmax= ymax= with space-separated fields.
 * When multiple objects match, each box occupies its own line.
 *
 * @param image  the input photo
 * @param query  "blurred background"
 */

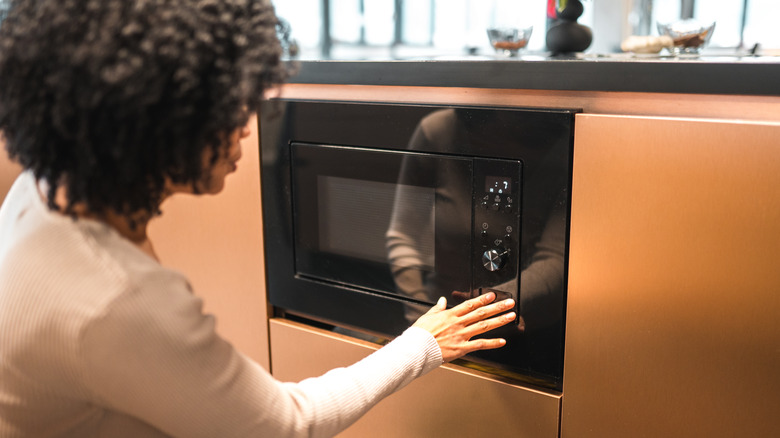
xmin=272 ymin=0 xmax=780 ymax=58
xmin=0 ymin=1 xmax=776 ymax=57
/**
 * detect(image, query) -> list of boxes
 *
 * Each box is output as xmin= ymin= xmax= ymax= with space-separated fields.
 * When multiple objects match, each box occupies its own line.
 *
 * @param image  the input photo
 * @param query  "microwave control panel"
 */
xmin=472 ymin=158 xmax=522 ymax=320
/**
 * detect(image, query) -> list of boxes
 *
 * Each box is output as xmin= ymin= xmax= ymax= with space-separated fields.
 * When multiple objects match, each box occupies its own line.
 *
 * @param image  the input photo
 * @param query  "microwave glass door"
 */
xmin=291 ymin=143 xmax=473 ymax=305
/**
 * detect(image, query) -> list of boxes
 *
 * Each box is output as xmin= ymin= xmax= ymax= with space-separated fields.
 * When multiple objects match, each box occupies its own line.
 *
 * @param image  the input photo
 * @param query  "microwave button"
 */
xmin=503 ymin=197 xmax=513 ymax=212
xmin=491 ymin=202 xmax=501 ymax=211
xmin=482 ymin=247 xmax=508 ymax=272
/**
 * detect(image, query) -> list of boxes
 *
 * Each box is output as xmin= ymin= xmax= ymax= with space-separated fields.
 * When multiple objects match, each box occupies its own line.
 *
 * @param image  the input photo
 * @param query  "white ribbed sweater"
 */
xmin=0 ymin=172 xmax=442 ymax=437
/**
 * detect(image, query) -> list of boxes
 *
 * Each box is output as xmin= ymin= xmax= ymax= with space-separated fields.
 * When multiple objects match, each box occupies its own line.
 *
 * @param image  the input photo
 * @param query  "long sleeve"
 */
xmin=79 ymin=271 xmax=442 ymax=438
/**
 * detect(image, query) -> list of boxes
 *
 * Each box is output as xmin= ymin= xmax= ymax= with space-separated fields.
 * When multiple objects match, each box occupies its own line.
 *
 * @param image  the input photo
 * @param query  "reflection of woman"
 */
xmin=387 ymin=108 xmax=568 ymax=330
xmin=385 ymin=160 xmax=439 ymax=302
xmin=0 ymin=1 xmax=515 ymax=436
xmin=385 ymin=137 xmax=474 ymax=305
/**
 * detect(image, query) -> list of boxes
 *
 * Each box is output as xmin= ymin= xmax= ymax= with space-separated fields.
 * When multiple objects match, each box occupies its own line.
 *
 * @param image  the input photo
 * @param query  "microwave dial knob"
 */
xmin=482 ymin=247 xmax=508 ymax=272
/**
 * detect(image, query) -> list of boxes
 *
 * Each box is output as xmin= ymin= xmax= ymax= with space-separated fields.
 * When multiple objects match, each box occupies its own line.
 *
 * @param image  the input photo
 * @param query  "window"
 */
xmin=744 ymin=0 xmax=780 ymax=49
xmin=275 ymin=0 xmax=779 ymax=59
xmin=0 ymin=1 xmax=9 ymax=24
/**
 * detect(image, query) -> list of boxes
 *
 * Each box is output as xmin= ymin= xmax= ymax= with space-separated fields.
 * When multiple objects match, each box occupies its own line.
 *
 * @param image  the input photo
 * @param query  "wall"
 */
xmin=0 ymin=136 xmax=21 ymax=205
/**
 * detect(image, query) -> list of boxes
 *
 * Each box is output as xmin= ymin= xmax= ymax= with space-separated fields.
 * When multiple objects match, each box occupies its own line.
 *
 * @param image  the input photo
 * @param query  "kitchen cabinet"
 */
xmin=270 ymin=318 xmax=561 ymax=438
xmin=562 ymin=114 xmax=780 ymax=437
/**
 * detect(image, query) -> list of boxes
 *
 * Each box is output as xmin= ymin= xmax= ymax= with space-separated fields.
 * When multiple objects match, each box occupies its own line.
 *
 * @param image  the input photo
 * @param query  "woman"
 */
xmin=0 ymin=1 xmax=516 ymax=436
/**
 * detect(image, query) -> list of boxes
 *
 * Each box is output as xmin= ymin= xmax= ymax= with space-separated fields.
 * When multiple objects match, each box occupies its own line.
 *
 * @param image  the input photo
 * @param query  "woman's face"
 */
xmin=164 ymin=120 xmax=251 ymax=197
xmin=197 ymin=123 xmax=251 ymax=194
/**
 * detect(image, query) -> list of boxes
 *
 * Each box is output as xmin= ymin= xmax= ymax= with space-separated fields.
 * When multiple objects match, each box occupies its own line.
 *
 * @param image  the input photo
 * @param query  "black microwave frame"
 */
xmin=259 ymin=99 xmax=578 ymax=391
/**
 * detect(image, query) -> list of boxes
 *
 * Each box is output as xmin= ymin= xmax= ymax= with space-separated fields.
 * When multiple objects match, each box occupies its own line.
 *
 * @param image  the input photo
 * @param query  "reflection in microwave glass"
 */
xmin=317 ymin=175 xmax=435 ymax=269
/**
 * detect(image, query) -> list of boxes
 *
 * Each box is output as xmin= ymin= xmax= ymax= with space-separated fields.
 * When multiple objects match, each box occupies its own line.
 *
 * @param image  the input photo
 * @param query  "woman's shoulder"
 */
xmin=0 ymin=179 xmax=193 ymax=333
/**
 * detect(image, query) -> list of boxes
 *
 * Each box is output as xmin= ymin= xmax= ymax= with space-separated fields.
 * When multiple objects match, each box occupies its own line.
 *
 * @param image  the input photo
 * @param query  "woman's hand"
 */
xmin=412 ymin=292 xmax=516 ymax=363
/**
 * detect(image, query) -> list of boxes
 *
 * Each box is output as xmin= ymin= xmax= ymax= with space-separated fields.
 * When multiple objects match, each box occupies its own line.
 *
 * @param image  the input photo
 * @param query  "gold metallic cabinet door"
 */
xmin=562 ymin=114 xmax=780 ymax=438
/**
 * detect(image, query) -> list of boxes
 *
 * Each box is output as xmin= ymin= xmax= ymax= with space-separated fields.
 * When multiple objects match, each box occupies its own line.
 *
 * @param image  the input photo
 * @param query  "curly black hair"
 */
xmin=0 ymin=0 xmax=289 ymax=215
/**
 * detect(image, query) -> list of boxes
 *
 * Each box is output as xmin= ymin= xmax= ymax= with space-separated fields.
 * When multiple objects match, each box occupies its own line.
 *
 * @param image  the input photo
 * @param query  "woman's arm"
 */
xmin=81 ymin=272 xmax=513 ymax=437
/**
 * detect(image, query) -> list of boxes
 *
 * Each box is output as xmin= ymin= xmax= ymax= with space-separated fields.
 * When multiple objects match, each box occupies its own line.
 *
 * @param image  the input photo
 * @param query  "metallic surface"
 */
xmin=277 ymin=84 xmax=780 ymax=123
xmin=562 ymin=114 xmax=780 ymax=437
xmin=270 ymin=318 xmax=561 ymax=438
xmin=482 ymin=248 xmax=507 ymax=271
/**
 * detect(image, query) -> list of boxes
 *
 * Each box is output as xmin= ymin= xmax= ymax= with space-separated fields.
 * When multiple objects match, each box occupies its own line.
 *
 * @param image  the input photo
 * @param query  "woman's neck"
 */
xmin=40 ymin=180 xmax=160 ymax=261
xmin=101 ymin=209 xmax=159 ymax=261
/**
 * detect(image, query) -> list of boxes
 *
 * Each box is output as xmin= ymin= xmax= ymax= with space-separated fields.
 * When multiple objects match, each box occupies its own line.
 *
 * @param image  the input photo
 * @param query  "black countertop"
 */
xmin=286 ymin=55 xmax=780 ymax=97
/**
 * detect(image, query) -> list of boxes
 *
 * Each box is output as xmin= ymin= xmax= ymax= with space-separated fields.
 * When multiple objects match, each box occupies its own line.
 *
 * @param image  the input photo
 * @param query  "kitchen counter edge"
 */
xmin=285 ymin=58 xmax=780 ymax=97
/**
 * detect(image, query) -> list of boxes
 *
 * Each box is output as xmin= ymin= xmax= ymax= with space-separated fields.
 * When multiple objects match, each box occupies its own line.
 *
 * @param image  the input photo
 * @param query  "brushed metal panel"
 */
xmin=279 ymin=84 xmax=780 ymax=123
xmin=562 ymin=114 xmax=780 ymax=437
xmin=270 ymin=318 xmax=561 ymax=438
xmin=0 ymin=137 xmax=22 ymax=206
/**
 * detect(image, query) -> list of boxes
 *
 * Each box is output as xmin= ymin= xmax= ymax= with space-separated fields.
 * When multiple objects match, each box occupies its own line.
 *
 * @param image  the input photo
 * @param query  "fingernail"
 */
xmin=504 ymin=299 xmax=515 ymax=308
xmin=505 ymin=312 xmax=516 ymax=321
xmin=499 ymin=339 xmax=507 ymax=346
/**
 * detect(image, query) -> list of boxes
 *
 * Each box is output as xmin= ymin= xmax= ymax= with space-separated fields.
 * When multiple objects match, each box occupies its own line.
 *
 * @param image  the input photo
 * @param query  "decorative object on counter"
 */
xmin=487 ymin=26 xmax=533 ymax=57
xmin=620 ymin=35 xmax=673 ymax=54
xmin=657 ymin=19 xmax=716 ymax=55
xmin=546 ymin=0 xmax=592 ymax=54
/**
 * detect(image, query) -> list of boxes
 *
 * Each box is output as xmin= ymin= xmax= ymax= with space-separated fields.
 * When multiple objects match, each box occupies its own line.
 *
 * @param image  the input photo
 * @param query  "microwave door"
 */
xmin=290 ymin=143 xmax=473 ymax=308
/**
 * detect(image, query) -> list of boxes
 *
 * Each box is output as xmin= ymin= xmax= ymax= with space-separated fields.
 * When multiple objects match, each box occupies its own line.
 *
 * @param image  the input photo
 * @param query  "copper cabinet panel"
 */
xmin=562 ymin=114 xmax=780 ymax=437
xmin=270 ymin=318 xmax=561 ymax=438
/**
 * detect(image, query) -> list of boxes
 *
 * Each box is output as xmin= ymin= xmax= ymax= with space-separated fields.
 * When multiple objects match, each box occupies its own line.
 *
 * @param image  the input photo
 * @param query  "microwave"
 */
xmin=259 ymin=100 xmax=577 ymax=390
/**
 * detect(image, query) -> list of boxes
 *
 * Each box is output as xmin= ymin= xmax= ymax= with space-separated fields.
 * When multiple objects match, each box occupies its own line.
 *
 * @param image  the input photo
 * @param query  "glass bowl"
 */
xmin=486 ymin=26 xmax=533 ymax=57
xmin=657 ymin=19 xmax=715 ymax=55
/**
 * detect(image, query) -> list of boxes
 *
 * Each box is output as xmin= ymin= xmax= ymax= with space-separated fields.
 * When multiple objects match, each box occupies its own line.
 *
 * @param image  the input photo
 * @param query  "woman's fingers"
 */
xmin=451 ymin=292 xmax=516 ymax=328
xmin=413 ymin=291 xmax=517 ymax=362
xmin=450 ymin=292 xmax=497 ymax=317
xmin=454 ymin=293 xmax=517 ymax=349
xmin=464 ymin=311 xmax=517 ymax=338
xmin=460 ymin=297 xmax=515 ymax=326
xmin=461 ymin=335 xmax=509 ymax=354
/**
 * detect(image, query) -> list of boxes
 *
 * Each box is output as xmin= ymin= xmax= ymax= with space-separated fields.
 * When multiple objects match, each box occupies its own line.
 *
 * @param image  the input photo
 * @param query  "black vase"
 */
xmin=546 ymin=0 xmax=593 ymax=54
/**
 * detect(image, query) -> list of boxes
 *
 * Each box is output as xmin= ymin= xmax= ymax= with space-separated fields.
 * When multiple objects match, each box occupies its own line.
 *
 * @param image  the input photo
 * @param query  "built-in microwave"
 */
xmin=260 ymin=100 xmax=577 ymax=391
